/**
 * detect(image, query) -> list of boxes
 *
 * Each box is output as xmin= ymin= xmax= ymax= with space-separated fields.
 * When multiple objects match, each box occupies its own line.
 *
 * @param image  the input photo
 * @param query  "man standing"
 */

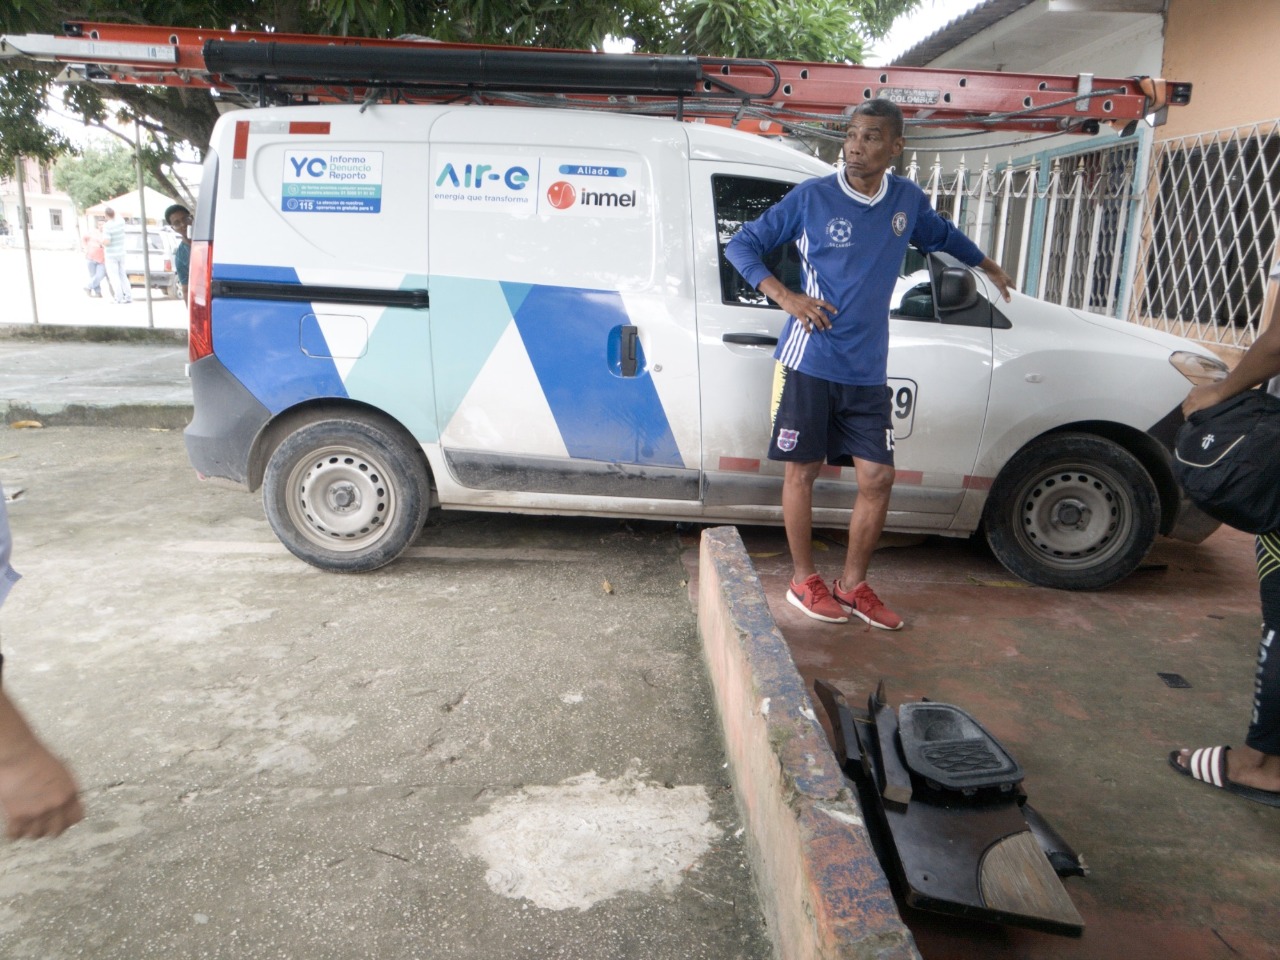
xmin=726 ymin=99 xmax=1013 ymax=629
xmin=1170 ymin=260 xmax=1280 ymax=806
xmin=101 ymin=207 xmax=131 ymax=304
xmin=163 ymin=203 xmax=192 ymax=302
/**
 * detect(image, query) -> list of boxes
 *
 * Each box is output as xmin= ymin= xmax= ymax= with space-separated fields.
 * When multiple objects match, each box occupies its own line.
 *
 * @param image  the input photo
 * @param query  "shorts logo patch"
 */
xmin=826 ymin=218 xmax=853 ymax=246
xmin=777 ymin=429 xmax=800 ymax=452
xmin=891 ymin=212 xmax=908 ymax=236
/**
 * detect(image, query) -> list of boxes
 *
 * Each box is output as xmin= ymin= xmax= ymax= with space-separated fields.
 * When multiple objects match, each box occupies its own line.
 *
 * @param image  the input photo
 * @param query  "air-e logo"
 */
xmin=435 ymin=162 xmax=530 ymax=191
xmin=289 ymin=156 xmax=329 ymax=177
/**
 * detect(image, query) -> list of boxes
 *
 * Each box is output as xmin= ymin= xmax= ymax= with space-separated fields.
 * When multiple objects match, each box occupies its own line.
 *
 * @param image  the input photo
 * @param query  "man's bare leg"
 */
xmin=840 ymin=457 xmax=895 ymax=588
xmin=782 ymin=460 xmax=823 ymax=582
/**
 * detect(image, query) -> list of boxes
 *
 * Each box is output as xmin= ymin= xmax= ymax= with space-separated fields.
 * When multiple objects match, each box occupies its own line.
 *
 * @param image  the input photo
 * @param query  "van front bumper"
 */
xmin=184 ymin=355 xmax=270 ymax=488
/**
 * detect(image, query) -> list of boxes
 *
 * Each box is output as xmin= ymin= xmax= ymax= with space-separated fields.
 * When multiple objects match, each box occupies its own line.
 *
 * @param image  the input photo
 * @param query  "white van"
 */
xmin=183 ymin=103 xmax=1225 ymax=589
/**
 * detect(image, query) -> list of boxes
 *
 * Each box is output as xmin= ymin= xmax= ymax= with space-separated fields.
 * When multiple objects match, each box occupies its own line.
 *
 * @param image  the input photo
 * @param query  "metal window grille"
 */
xmin=1128 ymin=122 xmax=1280 ymax=346
xmin=901 ymin=140 xmax=1140 ymax=317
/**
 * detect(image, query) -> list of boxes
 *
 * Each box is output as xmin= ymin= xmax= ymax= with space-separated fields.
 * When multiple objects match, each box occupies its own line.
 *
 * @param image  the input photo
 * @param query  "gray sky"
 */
xmin=865 ymin=0 xmax=987 ymax=65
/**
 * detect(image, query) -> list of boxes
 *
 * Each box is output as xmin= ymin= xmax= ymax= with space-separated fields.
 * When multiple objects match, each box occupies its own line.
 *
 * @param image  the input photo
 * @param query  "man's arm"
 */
xmin=0 ymin=686 xmax=83 ymax=840
xmin=0 ymin=485 xmax=83 ymax=840
xmin=1183 ymin=276 xmax=1280 ymax=416
xmin=911 ymin=192 xmax=1014 ymax=302
xmin=976 ymin=256 xmax=1015 ymax=303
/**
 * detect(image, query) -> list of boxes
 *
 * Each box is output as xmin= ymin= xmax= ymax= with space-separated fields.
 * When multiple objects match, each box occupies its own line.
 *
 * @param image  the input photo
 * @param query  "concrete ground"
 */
xmin=683 ymin=525 xmax=1280 ymax=960
xmin=5 ymin=279 xmax=1278 ymax=958
xmin=3 ymin=245 xmax=187 ymax=332
xmin=0 ymin=426 xmax=770 ymax=960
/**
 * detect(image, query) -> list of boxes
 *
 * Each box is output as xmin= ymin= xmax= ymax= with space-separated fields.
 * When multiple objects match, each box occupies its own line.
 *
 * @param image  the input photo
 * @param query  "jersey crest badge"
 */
xmin=777 ymin=429 xmax=800 ymax=452
xmin=892 ymin=212 xmax=908 ymax=236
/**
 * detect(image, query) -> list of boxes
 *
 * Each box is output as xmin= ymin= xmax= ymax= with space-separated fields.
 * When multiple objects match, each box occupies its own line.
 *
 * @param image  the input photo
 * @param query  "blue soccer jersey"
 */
xmin=725 ymin=171 xmax=985 ymax=386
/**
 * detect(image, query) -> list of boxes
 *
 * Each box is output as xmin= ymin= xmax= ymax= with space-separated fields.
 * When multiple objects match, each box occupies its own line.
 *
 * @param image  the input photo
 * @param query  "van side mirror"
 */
xmin=936 ymin=267 xmax=978 ymax=312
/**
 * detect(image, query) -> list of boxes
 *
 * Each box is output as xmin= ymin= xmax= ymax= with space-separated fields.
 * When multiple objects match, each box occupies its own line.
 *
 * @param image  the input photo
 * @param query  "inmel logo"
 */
xmin=547 ymin=181 xmax=577 ymax=209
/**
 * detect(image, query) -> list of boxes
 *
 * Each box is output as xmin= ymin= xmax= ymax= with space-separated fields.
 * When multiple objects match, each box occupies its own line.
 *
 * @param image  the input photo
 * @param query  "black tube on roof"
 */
xmin=202 ymin=41 xmax=704 ymax=97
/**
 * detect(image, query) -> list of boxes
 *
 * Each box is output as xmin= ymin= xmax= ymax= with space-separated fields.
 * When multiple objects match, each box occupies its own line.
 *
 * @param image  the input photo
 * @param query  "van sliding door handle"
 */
xmin=620 ymin=325 xmax=639 ymax=377
xmin=722 ymin=333 xmax=778 ymax=346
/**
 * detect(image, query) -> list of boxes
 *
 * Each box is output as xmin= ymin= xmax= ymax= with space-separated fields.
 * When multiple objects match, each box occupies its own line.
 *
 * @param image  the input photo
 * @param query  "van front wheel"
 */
xmin=983 ymin=434 xmax=1159 ymax=590
xmin=263 ymin=418 xmax=430 ymax=572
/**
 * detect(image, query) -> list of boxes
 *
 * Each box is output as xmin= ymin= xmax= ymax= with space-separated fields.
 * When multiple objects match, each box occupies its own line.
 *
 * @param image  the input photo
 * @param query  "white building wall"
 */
xmin=0 ymin=160 xmax=79 ymax=251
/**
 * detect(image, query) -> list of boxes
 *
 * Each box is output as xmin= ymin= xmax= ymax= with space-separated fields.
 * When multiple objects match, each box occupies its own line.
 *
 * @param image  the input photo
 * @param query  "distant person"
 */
xmin=101 ymin=207 xmax=131 ymax=304
xmin=0 ymin=484 xmax=84 ymax=839
xmin=163 ymin=203 xmax=192 ymax=302
xmin=1170 ymin=259 xmax=1280 ymax=807
xmin=82 ymin=231 xmax=108 ymax=298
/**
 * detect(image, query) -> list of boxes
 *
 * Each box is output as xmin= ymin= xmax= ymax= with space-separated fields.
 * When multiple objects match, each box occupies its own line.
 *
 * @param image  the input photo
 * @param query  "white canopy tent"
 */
xmin=86 ymin=186 xmax=179 ymax=226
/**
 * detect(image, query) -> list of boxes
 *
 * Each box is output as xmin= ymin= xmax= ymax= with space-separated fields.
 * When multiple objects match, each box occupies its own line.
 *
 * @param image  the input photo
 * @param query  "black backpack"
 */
xmin=1174 ymin=389 xmax=1280 ymax=535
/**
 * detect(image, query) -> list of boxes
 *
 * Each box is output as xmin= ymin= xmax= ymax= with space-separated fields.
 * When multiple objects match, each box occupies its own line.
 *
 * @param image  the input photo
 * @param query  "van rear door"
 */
xmin=204 ymin=109 xmax=438 ymax=443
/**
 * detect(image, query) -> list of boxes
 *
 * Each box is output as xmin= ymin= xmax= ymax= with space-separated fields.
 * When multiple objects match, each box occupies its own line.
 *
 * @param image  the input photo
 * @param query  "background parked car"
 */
xmin=123 ymin=226 xmax=181 ymax=299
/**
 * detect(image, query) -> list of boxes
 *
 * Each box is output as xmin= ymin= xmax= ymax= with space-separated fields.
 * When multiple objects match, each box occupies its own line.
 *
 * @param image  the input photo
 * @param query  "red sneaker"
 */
xmin=833 ymin=580 xmax=903 ymax=631
xmin=786 ymin=574 xmax=849 ymax=623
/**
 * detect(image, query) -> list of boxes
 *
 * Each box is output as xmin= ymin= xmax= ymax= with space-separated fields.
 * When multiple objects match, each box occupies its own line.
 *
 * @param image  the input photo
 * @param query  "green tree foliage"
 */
xmin=52 ymin=141 xmax=163 ymax=211
xmin=3 ymin=0 xmax=919 ymax=176
xmin=0 ymin=71 xmax=74 ymax=167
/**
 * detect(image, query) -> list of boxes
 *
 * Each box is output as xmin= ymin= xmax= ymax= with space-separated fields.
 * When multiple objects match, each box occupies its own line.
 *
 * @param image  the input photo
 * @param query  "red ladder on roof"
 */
xmin=0 ymin=20 xmax=1191 ymax=137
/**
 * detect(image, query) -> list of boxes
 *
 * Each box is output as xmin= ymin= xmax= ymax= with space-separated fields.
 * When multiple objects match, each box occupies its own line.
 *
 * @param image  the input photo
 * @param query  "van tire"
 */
xmin=263 ymin=417 xmax=430 ymax=572
xmin=983 ymin=433 xmax=1159 ymax=590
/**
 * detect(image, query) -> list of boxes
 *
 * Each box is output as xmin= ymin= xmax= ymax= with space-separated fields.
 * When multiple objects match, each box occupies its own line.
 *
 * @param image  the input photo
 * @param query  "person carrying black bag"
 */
xmin=1170 ymin=260 xmax=1280 ymax=806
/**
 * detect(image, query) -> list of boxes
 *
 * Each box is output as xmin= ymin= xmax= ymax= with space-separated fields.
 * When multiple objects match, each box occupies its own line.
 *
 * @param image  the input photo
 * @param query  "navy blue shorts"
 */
xmin=768 ymin=364 xmax=895 ymax=466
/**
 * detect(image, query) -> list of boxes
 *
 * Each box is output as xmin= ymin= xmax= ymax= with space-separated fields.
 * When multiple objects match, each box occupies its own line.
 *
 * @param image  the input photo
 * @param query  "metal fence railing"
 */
xmin=1128 ymin=122 xmax=1280 ymax=348
xmin=900 ymin=122 xmax=1280 ymax=348
xmin=900 ymin=140 xmax=1142 ymax=319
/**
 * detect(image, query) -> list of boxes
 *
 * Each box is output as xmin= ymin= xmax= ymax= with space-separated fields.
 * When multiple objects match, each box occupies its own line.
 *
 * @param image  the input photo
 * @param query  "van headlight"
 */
xmin=1169 ymin=350 xmax=1229 ymax=385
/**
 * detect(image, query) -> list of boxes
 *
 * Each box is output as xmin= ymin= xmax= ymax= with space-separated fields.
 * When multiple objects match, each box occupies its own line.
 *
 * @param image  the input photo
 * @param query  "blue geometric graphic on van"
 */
xmin=508 ymin=284 xmax=683 ymax=467
xmin=213 ymin=297 xmax=348 ymax=413
xmin=210 ymin=262 xmax=346 ymax=414
xmin=206 ymin=265 xmax=679 ymax=466
xmin=500 ymin=282 xmax=533 ymax=318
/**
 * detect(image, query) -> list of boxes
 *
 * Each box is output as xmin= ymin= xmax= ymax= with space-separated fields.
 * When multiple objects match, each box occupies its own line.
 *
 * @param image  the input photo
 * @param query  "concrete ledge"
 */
xmin=697 ymin=526 xmax=919 ymax=960
xmin=2 ymin=400 xmax=192 ymax=430
xmin=0 ymin=322 xmax=187 ymax=344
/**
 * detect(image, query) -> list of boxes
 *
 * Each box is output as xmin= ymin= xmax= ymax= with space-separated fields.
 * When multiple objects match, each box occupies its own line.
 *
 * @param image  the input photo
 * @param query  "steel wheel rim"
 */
xmin=1010 ymin=459 xmax=1134 ymax=570
xmin=284 ymin=443 xmax=397 ymax=553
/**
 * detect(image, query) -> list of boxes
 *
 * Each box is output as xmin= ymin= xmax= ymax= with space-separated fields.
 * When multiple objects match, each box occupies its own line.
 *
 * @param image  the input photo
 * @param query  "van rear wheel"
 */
xmin=263 ymin=417 xmax=430 ymax=572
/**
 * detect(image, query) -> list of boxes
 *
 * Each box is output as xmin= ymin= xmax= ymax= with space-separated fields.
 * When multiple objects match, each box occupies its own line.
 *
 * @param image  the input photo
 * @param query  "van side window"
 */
xmin=712 ymin=175 xmax=802 ymax=306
